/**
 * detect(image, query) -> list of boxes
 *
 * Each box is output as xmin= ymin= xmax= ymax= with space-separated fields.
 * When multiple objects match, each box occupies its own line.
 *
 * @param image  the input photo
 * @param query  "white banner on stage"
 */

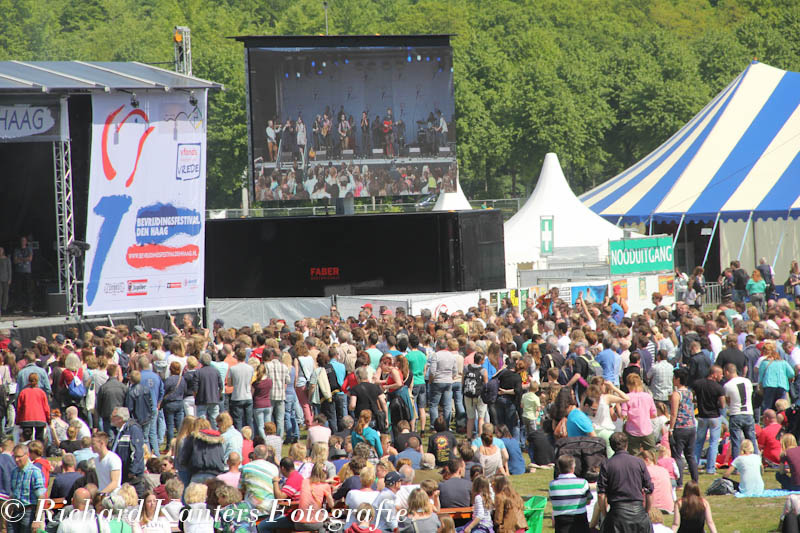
xmin=83 ymin=91 xmax=207 ymax=315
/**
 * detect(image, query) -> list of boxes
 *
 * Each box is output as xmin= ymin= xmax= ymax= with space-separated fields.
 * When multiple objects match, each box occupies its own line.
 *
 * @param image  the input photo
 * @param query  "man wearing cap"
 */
xmin=373 ymin=471 xmax=403 ymax=533
xmin=361 ymin=303 xmax=374 ymax=318
xmin=109 ymin=407 xmax=146 ymax=497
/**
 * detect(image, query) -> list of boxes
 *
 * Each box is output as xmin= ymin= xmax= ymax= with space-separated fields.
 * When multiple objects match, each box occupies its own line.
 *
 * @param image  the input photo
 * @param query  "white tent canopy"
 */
xmin=433 ymin=177 xmax=472 ymax=211
xmin=504 ymin=153 xmax=627 ymax=286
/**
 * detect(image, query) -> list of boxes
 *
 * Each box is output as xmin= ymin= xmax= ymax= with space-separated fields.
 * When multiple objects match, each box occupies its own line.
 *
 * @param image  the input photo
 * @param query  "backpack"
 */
xmin=68 ymin=374 xmax=86 ymax=399
xmin=325 ymin=364 xmax=341 ymax=391
xmin=579 ymin=355 xmax=603 ymax=378
xmin=117 ymin=350 xmax=130 ymax=377
xmin=481 ymin=371 xmax=501 ymax=405
xmin=706 ymin=477 xmax=735 ymax=496
xmin=463 ymin=364 xmax=484 ymax=398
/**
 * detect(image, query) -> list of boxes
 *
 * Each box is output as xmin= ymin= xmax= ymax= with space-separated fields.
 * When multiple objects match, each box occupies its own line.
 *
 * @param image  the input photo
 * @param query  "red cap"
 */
xmin=362 ymin=303 xmax=373 ymax=309
xmin=381 ymin=309 xmax=393 ymax=316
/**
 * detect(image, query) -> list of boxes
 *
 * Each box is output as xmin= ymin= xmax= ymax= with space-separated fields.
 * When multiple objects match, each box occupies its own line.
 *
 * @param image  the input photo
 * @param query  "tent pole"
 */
xmin=649 ymin=216 xmax=653 ymax=235
xmin=702 ymin=213 xmax=720 ymax=269
xmin=737 ymin=212 xmax=753 ymax=261
xmin=615 ymin=216 xmax=623 ymax=227
xmin=773 ymin=210 xmax=791 ymax=266
xmin=673 ymin=214 xmax=685 ymax=247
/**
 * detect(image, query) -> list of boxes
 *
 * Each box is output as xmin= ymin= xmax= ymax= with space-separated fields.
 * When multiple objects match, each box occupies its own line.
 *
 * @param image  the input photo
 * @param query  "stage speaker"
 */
xmin=438 ymin=146 xmax=451 ymax=154
xmin=342 ymin=149 xmax=354 ymax=159
xmin=47 ymin=292 xmax=68 ymax=316
xmin=281 ymin=151 xmax=292 ymax=160
xmin=408 ymin=147 xmax=421 ymax=154
xmin=315 ymin=150 xmax=327 ymax=159
xmin=372 ymin=148 xmax=384 ymax=157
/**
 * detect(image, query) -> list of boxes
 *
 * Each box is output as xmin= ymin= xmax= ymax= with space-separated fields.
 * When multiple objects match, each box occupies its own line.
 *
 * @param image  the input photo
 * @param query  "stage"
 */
xmin=0 ymin=310 xmax=201 ymax=345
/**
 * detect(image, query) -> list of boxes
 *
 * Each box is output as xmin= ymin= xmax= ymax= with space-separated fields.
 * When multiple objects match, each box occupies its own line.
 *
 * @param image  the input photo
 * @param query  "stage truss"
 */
xmin=53 ymin=138 xmax=80 ymax=317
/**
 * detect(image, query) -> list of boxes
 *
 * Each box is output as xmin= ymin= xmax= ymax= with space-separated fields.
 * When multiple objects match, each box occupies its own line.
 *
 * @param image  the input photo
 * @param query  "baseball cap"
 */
xmin=54 ymin=334 xmax=66 ymax=344
xmin=362 ymin=303 xmax=373 ymax=309
xmin=384 ymin=471 xmax=403 ymax=486
xmin=133 ymin=325 xmax=144 ymax=334
xmin=381 ymin=309 xmax=393 ymax=316
xmin=214 ymin=318 xmax=225 ymax=326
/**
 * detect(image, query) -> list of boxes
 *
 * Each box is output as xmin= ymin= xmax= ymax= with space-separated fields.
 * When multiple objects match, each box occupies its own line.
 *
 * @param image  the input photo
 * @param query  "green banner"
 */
xmin=609 ymin=236 xmax=673 ymax=275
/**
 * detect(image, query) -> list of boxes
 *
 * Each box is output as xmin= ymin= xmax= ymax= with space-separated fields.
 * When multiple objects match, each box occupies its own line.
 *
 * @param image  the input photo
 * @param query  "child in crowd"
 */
xmin=346 ymin=503 xmax=378 ymax=533
xmin=656 ymin=445 xmax=679 ymax=498
xmin=463 ymin=476 xmax=494 ymax=533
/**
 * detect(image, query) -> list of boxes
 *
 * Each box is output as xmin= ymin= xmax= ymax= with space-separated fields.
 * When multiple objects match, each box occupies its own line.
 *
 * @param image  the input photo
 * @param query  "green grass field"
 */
xmin=405 ymin=454 xmax=785 ymax=533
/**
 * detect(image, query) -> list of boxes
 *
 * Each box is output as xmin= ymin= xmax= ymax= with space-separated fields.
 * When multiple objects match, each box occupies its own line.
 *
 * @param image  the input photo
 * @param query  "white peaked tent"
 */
xmin=504 ymin=153 xmax=627 ymax=286
xmin=433 ymin=178 xmax=472 ymax=211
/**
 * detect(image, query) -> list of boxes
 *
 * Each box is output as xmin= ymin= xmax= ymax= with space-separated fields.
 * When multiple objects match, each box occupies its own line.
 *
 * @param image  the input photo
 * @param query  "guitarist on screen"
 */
xmin=383 ymin=107 xmax=394 ymax=157
xmin=322 ymin=112 xmax=332 ymax=155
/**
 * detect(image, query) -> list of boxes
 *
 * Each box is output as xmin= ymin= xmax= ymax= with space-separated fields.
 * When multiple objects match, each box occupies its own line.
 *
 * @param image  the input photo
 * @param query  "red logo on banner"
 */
xmin=126 ymin=279 xmax=148 ymax=296
xmin=101 ymin=105 xmax=155 ymax=187
xmin=310 ymin=267 xmax=340 ymax=280
xmin=125 ymin=244 xmax=199 ymax=270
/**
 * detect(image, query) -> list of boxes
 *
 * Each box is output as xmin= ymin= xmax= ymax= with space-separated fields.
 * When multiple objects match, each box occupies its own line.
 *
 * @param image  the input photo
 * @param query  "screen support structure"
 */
xmin=53 ymin=137 xmax=80 ymax=317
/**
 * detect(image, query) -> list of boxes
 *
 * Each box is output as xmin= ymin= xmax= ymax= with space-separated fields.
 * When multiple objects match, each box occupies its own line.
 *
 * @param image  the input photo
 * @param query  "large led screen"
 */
xmin=242 ymin=35 xmax=457 ymax=200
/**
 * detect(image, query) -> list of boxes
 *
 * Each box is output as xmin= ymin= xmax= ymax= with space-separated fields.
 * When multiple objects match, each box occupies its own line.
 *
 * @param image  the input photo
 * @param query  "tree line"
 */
xmin=2 ymin=0 xmax=800 ymax=207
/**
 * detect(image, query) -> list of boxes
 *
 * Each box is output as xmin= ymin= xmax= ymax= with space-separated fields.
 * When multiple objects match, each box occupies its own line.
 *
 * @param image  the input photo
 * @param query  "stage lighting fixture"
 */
xmin=317 ymin=70 xmax=323 ymax=75
xmin=344 ymin=58 xmax=349 ymax=64
xmin=285 ymin=72 xmax=289 ymax=79
xmin=426 ymin=56 xmax=430 ymax=61
xmin=296 ymin=72 xmax=301 ymax=78
xmin=189 ymin=91 xmax=198 ymax=107
xmin=311 ymin=60 xmax=316 ymax=67
xmin=130 ymin=93 xmax=139 ymax=108
xmin=322 ymin=60 xmax=327 ymax=67
xmin=416 ymin=55 xmax=422 ymax=61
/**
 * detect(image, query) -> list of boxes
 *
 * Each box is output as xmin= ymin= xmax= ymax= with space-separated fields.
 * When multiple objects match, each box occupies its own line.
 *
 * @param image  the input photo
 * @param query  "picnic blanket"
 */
xmin=735 ymin=489 xmax=800 ymax=498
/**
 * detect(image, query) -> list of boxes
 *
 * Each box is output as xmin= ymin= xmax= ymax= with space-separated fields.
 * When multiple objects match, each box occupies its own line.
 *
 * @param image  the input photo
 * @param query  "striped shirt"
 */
xmin=239 ymin=459 xmax=279 ymax=514
xmin=549 ymin=473 xmax=592 ymax=517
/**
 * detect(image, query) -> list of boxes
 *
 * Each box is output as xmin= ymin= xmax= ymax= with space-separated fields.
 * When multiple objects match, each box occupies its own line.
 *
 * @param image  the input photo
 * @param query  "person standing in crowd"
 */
xmin=0 ymin=247 xmax=11 ymax=316
xmin=591 ymin=432 xmax=653 ymax=532
xmin=92 ymin=432 xmax=122 ymax=495
xmin=12 ymin=236 xmax=33 ymax=313
xmin=9 ymin=443 xmax=45 ymax=533
xmin=109 ymin=407 xmax=146 ymax=496
xmin=723 ymin=363 xmax=757 ymax=460
xmin=747 ymin=269 xmax=767 ymax=315
xmin=228 ymin=348 xmax=254 ymax=432
xmin=550 ymin=454 xmax=593 ymax=532
xmin=137 ymin=356 xmax=164 ymax=453
xmin=195 ymin=353 xmax=224 ymax=430
xmin=428 ymin=338 xmax=457 ymax=430
xmin=692 ymin=365 xmax=726 ymax=474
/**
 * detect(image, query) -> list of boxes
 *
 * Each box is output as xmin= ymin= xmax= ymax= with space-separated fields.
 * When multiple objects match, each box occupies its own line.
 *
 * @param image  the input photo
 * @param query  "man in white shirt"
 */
xmin=57 ymin=488 xmax=111 ymax=533
xmin=723 ymin=363 xmax=758 ymax=460
xmin=392 ymin=465 xmax=419 ymax=512
xmin=91 ymin=432 xmax=122 ymax=495
xmin=556 ymin=323 xmax=571 ymax=356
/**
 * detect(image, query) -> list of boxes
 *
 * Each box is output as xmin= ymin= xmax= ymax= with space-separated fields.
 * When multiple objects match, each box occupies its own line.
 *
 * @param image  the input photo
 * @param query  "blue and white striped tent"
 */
xmin=580 ymin=61 xmax=800 ymax=224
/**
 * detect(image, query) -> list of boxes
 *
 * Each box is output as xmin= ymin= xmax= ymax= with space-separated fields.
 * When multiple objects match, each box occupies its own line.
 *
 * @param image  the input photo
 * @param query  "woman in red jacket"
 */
xmin=17 ymin=373 xmax=50 ymax=441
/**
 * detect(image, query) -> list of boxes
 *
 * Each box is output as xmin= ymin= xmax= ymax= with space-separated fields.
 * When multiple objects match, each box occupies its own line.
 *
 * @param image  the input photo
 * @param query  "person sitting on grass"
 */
xmin=671 ymin=481 xmax=718 ymax=533
xmin=722 ymin=439 xmax=764 ymax=496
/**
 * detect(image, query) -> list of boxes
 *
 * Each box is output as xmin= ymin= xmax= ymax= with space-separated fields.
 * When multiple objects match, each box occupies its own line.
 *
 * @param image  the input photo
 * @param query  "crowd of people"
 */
xmin=2 ymin=261 xmax=800 ymax=533
xmin=254 ymin=161 xmax=457 ymax=202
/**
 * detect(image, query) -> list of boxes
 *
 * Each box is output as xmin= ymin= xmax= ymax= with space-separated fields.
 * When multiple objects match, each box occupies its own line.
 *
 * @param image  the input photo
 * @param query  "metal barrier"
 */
xmin=704 ymin=282 xmax=722 ymax=307
xmin=207 ymin=197 xmax=523 ymax=219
